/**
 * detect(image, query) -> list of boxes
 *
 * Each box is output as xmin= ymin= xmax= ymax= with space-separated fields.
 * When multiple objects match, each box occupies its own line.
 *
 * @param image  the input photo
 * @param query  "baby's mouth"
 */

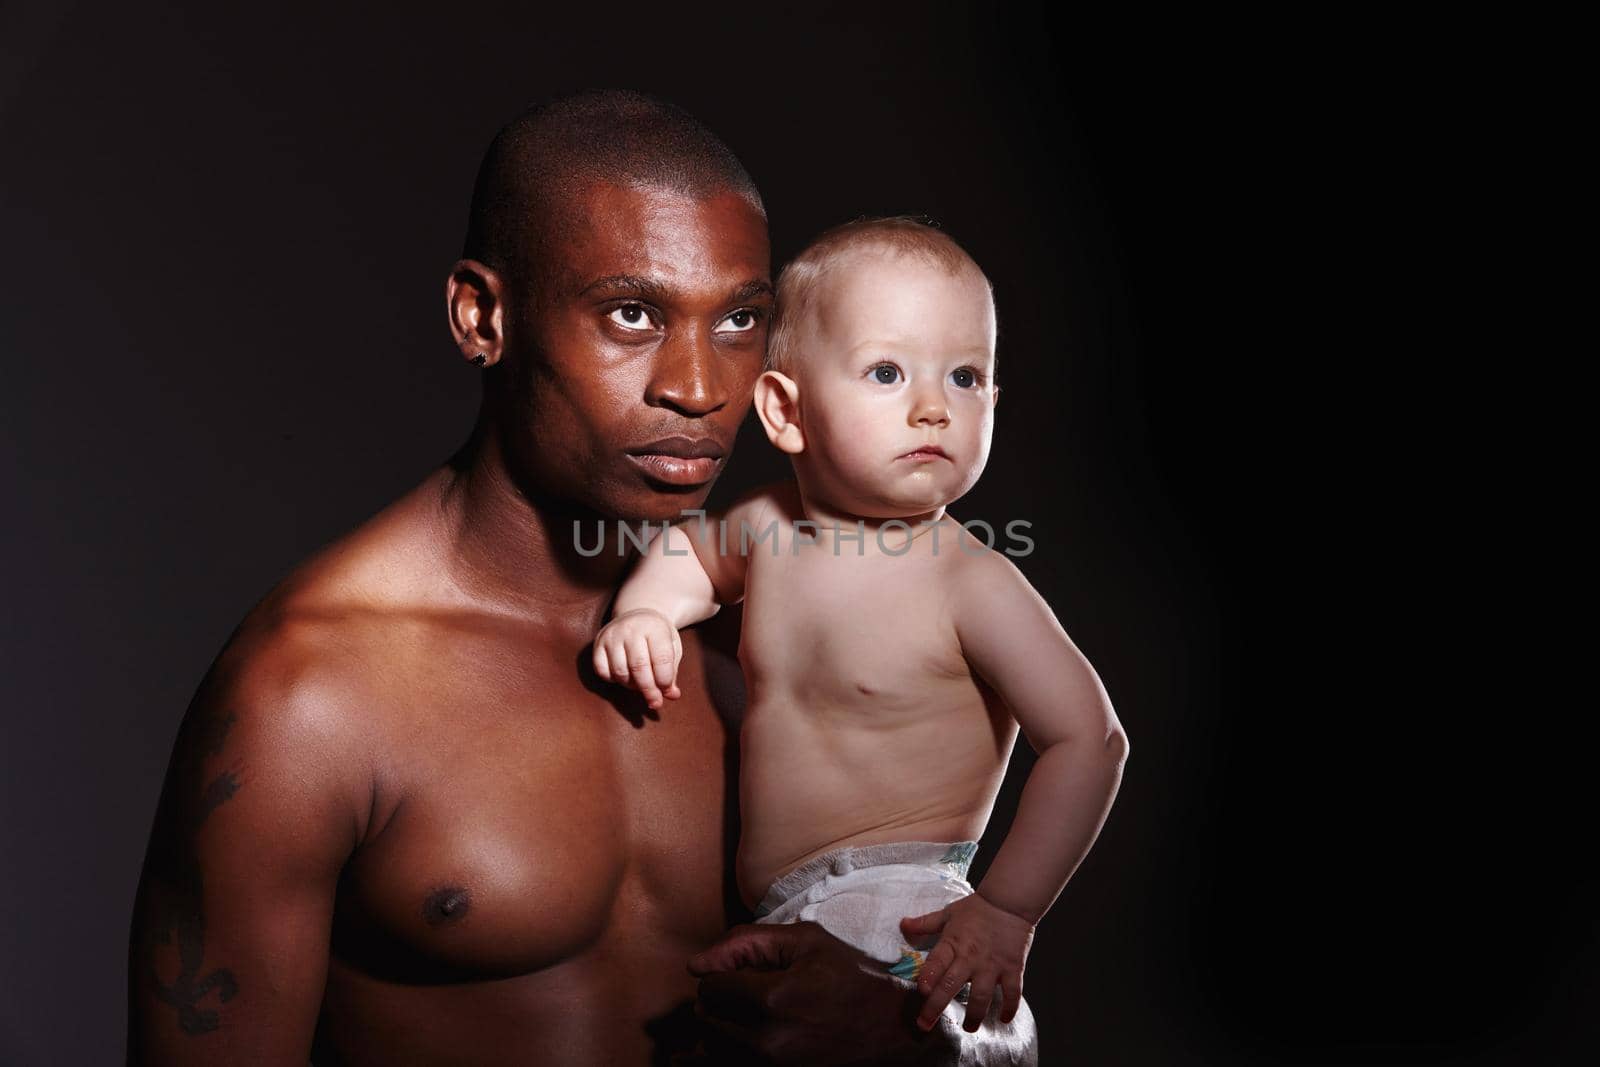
xmin=899 ymin=445 xmax=951 ymax=462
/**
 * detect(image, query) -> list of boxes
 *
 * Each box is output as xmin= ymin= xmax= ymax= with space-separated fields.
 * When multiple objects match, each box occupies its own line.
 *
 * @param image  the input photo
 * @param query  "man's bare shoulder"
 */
xmin=179 ymin=475 xmax=477 ymax=842
xmin=211 ymin=601 xmax=382 ymax=732
xmin=201 ymin=474 xmax=471 ymax=759
xmin=258 ymin=469 xmax=462 ymax=619
xmin=193 ymin=602 xmax=392 ymax=821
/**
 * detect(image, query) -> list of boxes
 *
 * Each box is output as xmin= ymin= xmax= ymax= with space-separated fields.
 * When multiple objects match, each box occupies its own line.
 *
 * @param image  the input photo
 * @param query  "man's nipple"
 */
xmin=422 ymin=886 xmax=473 ymax=926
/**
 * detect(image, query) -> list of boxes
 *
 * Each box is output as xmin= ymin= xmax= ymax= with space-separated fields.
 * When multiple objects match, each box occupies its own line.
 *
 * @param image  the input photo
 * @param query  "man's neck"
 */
xmin=435 ymin=420 xmax=634 ymax=637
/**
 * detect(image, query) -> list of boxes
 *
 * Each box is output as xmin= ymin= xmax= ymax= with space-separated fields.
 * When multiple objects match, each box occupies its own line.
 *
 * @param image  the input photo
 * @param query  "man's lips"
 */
xmin=626 ymin=436 xmax=727 ymax=486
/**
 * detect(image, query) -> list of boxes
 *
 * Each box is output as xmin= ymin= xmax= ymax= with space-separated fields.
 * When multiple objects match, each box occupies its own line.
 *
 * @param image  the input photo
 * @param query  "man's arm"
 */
xmin=127 ymin=636 xmax=365 ymax=1065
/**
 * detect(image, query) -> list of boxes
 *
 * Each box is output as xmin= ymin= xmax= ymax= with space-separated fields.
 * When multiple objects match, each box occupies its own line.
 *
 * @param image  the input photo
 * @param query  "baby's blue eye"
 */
xmin=951 ymin=367 xmax=977 ymax=388
xmin=872 ymin=365 xmax=901 ymax=384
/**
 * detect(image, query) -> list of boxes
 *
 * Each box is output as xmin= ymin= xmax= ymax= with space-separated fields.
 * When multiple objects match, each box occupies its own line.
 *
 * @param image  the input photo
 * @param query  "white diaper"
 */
xmin=753 ymin=839 xmax=1038 ymax=1063
xmin=754 ymin=840 xmax=980 ymax=977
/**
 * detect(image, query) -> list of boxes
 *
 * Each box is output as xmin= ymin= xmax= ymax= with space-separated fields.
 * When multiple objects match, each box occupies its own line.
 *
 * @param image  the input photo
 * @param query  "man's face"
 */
xmin=508 ymin=181 xmax=771 ymax=522
xmin=792 ymin=250 xmax=997 ymax=518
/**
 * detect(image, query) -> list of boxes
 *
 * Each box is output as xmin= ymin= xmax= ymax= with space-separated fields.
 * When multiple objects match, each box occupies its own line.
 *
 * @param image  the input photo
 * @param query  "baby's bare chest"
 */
xmin=740 ymin=545 xmax=971 ymax=706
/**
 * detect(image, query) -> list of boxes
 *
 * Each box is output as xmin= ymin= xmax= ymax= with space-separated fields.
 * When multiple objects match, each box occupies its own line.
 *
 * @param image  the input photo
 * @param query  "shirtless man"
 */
xmin=127 ymin=91 xmax=1031 ymax=1065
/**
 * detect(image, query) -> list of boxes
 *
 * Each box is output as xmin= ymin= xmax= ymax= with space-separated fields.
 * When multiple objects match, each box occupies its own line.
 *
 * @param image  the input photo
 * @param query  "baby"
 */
xmin=592 ymin=217 xmax=1129 ymax=1033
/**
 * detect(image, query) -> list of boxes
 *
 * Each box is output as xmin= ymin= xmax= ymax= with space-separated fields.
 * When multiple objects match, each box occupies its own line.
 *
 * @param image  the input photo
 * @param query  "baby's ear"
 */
xmin=754 ymin=370 xmax=805 ymax=454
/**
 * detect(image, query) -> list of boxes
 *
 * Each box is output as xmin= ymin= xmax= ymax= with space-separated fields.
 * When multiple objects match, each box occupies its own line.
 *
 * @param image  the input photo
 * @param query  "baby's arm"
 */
xmin=903 ymin=547 xmax=1129 ymax=1031
xmin=593 ymin=488 xmax=774 ymax=708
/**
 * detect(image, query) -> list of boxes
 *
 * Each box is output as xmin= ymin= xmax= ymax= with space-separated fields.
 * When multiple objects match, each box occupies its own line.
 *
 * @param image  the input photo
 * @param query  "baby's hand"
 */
xmin=592 ymin=608 xmax=683 ymax=710
xmin=899 ymin=890 xmax=1036 ymax=1033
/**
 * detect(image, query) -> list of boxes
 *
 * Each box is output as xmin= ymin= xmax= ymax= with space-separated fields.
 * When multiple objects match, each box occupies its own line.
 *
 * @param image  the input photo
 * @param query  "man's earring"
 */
xmin=471 ymin=352 xmax=487 ymax=366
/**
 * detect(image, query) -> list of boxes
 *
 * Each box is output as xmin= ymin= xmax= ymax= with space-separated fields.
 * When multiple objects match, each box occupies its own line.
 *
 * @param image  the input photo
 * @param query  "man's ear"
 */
xmin=447 ymin=259 xmax=507 ymax=368
xmin=754 ymin=370 xmax=805 ymax=454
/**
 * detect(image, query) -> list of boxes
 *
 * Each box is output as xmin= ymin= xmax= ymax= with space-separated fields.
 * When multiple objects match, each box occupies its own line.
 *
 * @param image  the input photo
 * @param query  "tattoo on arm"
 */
xmin=138 ymin=709 xmax=247 ymax=1035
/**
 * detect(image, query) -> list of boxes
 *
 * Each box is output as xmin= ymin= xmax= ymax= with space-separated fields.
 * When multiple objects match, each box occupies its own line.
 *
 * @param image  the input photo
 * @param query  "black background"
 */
xmin=1 ymin=4 xmax=1588 ymax=1064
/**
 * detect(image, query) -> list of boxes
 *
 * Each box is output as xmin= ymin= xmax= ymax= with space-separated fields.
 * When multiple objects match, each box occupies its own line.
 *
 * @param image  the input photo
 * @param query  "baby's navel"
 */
xmin=422 ymin=886 xmax=472 ymax=926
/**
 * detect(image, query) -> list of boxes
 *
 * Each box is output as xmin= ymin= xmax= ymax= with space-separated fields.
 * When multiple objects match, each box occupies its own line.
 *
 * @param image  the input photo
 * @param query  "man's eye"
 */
xmin=951 ymin=367 xmax=979 ymax=388
xmin=717 ymin=308 xmax=760 ymax=333
xmin=608 ymin=304 xmax=654 ymax=331
xmin=871 ymin=364 xmax=902 ymax=385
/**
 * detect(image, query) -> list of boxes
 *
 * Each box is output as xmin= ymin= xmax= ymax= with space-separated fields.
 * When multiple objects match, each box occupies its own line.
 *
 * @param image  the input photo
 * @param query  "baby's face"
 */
xmin=791 ymin=251 xmax=997 ymax=518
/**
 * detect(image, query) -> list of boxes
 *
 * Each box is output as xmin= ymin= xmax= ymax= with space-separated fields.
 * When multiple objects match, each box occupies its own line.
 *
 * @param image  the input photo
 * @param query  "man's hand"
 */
xmin=900 ymin=892 xmax=1035 ymax=1032
xmin=593 ymin=608 xmax=683 ymax=709
xmin=684 ymin=922 xmax=967 ymax=1066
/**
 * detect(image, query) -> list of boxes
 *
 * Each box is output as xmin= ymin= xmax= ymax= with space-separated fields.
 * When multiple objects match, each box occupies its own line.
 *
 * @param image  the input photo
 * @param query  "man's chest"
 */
xmin=329 ymin=637 xmax=734 ymax=981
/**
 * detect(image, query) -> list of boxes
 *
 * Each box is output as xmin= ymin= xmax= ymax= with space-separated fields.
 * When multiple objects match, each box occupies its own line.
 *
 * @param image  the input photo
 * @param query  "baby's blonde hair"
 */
xmin=766 ymin=216 xmax=994 ymax=377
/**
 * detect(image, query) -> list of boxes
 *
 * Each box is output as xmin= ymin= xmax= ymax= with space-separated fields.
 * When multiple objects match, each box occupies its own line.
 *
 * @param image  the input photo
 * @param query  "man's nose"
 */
xmin=646 ymin=325 xmax=727 ymax=417
xmin=909 ymin=382 xmax=950 ymax=428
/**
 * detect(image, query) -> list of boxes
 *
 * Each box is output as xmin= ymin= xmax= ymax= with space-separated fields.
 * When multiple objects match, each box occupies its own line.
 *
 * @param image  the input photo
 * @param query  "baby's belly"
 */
xmin=735 ymin=692 xmax=1016 ymax=909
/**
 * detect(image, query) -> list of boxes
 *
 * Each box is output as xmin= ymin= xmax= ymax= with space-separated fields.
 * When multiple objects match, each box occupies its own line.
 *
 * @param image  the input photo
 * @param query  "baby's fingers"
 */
xmin=962 ymin=969 xmax=998 ymax=1033
xmin=916 ymin=952 xmax=968 ymax=1031
xmin=663 ymin=627 xmax=684 ymax=701
xmin=595 ymin=630 xmax=630 ymax=686
xmin=626 ymin=634 xmax=665 ymax=708
xmin=999 ymin=972 xmax=1023 ymax=1024
xmin=648 ymin=632 xmax=678 ymax=698
xmin=916 ymin=939 xmax=955 ymax=997
xmin=900 ymin=906 xmax=949 ymax=942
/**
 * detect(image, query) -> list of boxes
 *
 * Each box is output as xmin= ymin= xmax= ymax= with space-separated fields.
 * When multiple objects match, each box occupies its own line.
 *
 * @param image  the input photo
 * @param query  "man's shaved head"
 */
xmin=462 ymin=89 xmax=765 ymax=288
